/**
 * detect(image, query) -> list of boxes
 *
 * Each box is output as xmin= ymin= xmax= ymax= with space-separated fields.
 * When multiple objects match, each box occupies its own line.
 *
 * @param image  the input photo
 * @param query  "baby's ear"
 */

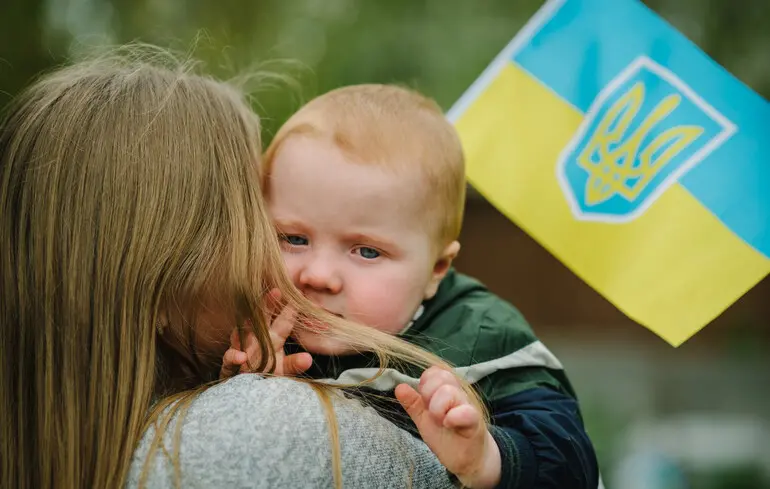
xmin=424 ymin=241 xmax=461 ymax=300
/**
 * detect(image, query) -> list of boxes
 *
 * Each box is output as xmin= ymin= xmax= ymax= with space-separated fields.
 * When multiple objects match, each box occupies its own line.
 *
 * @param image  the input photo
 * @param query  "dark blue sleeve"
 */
xmin=487 ymin=387 xmax=599 ymax=489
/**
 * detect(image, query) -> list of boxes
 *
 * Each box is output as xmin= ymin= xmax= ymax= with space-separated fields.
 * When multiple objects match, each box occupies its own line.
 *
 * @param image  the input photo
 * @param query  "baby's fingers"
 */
xmin=443 ymin=404 xmax=482 ymax=437
xmin=428 ymin=384 xmax=468 ymax=423
xmin=395 ymin=383 xmax=428 ymax=426
xmin=220 ymin=348 xmax=248 ymax=378
xmin=270 ymin=305 xmax=298 ymax=347
xmin=229 ymin=328 xmax=242 ymax=350
xmin=420 ymin=366 xmax=461 ymax=400
xmin=264 ymin=289 xmax=284 ymax=319
xmin=281 ymin=352 xmax=313 ymax=376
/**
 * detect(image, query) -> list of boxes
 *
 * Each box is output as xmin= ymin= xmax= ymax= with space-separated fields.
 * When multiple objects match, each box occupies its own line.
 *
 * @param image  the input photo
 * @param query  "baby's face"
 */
xmin=267 ymin=135 xmax=438 ymax=355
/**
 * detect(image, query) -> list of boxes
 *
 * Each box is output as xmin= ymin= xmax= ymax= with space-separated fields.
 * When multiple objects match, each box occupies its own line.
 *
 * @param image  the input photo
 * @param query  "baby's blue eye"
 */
xmin=358 ymin=247 xmax=380 ymax=259
xmin=282 ymin=235 xmax=308 ymax=246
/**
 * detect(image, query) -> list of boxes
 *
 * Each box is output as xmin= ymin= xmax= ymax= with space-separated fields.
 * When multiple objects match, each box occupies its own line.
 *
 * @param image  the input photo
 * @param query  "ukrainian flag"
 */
xmin=448 ymin=0 xmax=770 ymax=346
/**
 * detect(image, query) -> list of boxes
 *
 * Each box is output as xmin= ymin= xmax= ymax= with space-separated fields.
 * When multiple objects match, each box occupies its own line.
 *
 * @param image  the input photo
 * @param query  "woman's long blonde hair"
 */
xmin=0 ymin=46 xmax=484 ymax=489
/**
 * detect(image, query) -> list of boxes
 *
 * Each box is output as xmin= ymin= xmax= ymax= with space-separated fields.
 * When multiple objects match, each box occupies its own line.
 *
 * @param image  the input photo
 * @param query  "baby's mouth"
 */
xmin=300 ymin=317 xmax=329 ymax=332
xmin=300 ymin=310 xmax=342 ymax=332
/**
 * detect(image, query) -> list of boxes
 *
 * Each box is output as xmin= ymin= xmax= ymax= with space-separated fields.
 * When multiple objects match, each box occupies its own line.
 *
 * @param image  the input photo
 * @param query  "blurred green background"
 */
xmin=3 ymin=1 xmax=769 ymax=487
xmin=4 ymin=0 xmax=770 ymax=140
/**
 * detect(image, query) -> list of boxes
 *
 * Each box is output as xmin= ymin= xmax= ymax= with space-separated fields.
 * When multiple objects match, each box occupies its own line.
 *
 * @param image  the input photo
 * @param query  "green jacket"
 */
xmin=295 ymin=268 xmax=599 ymax=489
xmin=306 ymin=268 xmax=575 ymax=403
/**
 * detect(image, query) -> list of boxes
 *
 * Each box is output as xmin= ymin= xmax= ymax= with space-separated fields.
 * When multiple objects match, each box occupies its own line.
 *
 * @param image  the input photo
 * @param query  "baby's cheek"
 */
xmin=281 ymin=254 xmax=303 ymax=285
xmin=294 ymin=329 xmax=354 ymax=356
xmin=349 ymin=284 xmax=416 ymax=334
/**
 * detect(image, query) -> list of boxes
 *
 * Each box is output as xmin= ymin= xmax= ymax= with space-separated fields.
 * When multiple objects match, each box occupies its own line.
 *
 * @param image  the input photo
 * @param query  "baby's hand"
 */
xmin=395 ymin=367 xmax=501 ymax=489
xmin=220 ymin=290 xmax=312 ymax=379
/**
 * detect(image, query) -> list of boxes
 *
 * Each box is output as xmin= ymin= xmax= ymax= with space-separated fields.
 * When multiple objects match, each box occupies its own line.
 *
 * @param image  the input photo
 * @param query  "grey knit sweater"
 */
xmin=127 ymin=374 xmax=455 ymax=488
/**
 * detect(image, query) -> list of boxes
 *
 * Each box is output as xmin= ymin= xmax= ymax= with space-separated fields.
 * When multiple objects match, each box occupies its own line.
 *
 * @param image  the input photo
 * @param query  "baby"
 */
xmin=226 ymin=84 xmax=599 ymax=488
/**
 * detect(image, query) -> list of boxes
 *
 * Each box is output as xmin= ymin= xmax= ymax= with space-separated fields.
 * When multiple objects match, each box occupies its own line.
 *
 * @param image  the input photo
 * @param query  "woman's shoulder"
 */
xmin=184 ymin=375 xmax=358 ymax=446
xmin=127 ymin=376 xmax=335 ymax=488
xmin=195 ymin=374 xmax=324 ymax=420
xmin=127 ymin=375 xmax=455 ymax=489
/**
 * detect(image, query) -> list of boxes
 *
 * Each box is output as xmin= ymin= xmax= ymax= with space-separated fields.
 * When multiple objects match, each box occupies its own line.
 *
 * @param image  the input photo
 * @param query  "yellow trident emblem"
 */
xmin=577 ymin=81 xmax=704 ymax=205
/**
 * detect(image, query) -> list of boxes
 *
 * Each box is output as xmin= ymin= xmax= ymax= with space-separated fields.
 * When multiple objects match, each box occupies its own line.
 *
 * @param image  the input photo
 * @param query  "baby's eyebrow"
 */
xmin=345 ymin=232 xmax=397 ymax=249
xmin=272 ymin=217 xmax=306 ymax=230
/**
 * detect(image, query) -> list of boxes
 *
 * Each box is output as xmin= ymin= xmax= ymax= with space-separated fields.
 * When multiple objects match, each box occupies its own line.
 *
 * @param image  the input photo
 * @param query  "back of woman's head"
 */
xmin=0 ymin=47 xmax=283 ymax=488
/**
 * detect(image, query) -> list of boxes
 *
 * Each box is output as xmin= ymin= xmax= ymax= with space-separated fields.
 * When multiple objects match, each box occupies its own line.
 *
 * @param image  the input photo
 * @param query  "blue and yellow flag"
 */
xmin=448 ymin=0 xmax=770 ymax=346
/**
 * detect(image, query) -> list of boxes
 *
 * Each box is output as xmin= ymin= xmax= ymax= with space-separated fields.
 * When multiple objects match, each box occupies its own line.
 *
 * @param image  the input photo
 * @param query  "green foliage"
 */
xmin=5 ymin=0 xmax=767 ymax=143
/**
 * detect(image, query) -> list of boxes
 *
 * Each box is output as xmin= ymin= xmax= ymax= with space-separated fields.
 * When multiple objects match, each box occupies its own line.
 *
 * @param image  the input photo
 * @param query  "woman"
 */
xmin=0 ymin=47 xmax=482 ymax=488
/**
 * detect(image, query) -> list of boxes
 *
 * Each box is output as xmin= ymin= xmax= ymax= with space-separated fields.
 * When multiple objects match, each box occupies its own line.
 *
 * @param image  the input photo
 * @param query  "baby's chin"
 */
xmin=293 ymin=329 xmax=358 ymax=356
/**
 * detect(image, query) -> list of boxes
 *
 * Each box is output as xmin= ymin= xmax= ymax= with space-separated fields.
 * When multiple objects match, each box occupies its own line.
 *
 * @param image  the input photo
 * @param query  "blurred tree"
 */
xmin=699 ymin=464 xmax=770 ymax=489
xmin=4 ymin=0 xmax=768 ymax=134
xmin=0 ymin=0 xmax=66 ymax=106
xmin=699 ymin=0 xmax=770 ymax=96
